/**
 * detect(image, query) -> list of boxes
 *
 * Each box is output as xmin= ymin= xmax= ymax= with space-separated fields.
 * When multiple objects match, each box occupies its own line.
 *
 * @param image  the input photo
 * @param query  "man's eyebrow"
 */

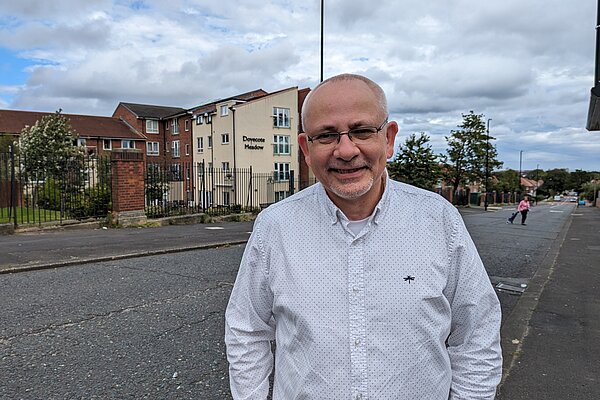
xmin=314 ymin=120 xmax=374 ymax=132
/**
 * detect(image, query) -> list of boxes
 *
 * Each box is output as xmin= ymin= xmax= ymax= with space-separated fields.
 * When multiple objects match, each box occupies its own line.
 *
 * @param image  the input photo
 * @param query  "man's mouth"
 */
xmin=329 ymin=166 xmax=366 ymax=174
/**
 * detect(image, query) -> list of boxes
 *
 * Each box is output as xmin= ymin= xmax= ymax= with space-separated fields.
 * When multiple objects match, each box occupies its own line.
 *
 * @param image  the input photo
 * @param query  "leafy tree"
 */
xmin=442 ymin=111 xmax=502 ymax=202
xmin=491 ymin=169 xmax=520 ymax=193
xmin=568 ymin=169 xmax=594 ymax=194
xmin=540 ymin=168 xmax=570 ymax=195
xmin=388 ymin=132 xmax=441 ymax=190
xmin=17 ymin=110 xmax=83 ymax=178
xmin=525 ymin=168 xmax=546 ymax=183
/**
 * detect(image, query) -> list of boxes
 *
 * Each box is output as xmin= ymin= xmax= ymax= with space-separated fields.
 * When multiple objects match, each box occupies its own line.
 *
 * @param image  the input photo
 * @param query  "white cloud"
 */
xmin=0 ymin=0 xmax=599 ymax=171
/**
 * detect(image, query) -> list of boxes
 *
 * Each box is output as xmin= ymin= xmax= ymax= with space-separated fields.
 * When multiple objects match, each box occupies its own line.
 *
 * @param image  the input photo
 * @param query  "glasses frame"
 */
xmin=306 ymin=119 xmax=389 ymax=145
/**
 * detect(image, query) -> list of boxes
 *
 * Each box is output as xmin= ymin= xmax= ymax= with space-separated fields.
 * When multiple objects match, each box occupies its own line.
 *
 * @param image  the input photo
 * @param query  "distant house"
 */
xmin=0 ymin=109 xmax=146 ymax=156
xmin=521 ymin=176 xmax=543 ymax=196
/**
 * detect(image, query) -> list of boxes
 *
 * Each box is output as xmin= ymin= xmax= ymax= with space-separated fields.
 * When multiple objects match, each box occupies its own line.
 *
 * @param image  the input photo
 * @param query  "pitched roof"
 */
xmin=116 ymin=102 xmax=187 ymax=119
xmin=0 ymin=109 xmax=145 ymax=140
xmin=188 ymin=89 xmax=269 ymax=115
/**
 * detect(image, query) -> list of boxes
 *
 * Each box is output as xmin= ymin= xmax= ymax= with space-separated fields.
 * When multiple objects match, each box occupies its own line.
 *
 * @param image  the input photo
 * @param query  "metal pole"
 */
xmin=518 ymin=150 xmax=523 ymax=197
xmin=485 ymin=118 xmax=491 ymax=211
xmin=320 ymin=0 xmax=324 ymax=82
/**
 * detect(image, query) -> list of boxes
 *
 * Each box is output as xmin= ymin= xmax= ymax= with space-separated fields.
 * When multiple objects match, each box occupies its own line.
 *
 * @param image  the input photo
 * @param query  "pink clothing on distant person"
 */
xmin=517 ymin=199 xmax=530 ymax=212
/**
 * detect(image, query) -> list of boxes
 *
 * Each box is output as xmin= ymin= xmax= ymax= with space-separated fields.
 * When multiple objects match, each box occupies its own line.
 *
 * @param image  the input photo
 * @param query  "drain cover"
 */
xmin=496 ymin=282 xmax=527 ymax=295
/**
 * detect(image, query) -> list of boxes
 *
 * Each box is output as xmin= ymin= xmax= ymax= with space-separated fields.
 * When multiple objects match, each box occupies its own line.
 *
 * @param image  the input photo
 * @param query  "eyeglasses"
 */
xmin=306 ymin=119 xmax=388 ymax=146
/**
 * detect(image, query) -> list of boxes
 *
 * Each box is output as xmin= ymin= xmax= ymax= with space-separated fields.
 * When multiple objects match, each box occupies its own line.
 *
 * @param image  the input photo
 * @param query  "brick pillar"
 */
xmin=111 ymin=149 xmax=147 ymax=226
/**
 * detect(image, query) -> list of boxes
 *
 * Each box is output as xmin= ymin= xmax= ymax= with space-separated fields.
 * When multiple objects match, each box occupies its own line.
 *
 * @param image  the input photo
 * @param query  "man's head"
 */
xmin=299 ymin=73 xmax=398 ymax=216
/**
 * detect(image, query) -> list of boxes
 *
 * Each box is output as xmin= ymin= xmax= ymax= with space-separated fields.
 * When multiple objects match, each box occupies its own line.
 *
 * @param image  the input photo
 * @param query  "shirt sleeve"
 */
xmin=445 ymin=213 xmax=503 ymax=400
xmin=225 ymin=217 xmax=276 ymax=400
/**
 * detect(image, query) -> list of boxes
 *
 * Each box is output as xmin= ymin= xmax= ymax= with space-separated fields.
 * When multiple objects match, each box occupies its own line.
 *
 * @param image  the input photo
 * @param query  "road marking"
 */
xmin=205 ymin=227 xmax=225 ymax=230
xmin=572 ymin=213 xmax=583 ymax=216
xmin=549 ymin=210 xmax=564 ymax=213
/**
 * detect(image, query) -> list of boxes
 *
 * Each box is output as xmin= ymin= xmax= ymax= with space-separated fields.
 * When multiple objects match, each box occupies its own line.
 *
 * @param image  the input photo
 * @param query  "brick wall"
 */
xmin=111 ymin=149 xmax=145 ymax=213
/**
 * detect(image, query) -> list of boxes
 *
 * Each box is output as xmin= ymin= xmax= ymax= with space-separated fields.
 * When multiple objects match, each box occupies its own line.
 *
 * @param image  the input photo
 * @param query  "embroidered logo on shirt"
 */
xmin=403 ymin=275 xmax=415 ymax=284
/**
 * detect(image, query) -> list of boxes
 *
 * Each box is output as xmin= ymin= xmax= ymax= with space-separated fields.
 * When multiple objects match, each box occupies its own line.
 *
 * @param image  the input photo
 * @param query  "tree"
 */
xmin=17 ymin=110 xmax=83 ymax=178
xmin=388 ymin=132 xmax=441 ymax=190
xmin=442 ymin=111 xmax=502 ymax=202
xmin=540 ymin=168 xmax=570 ymax=195
xmin=568 ymin=169 xmax=594 ymax=194
xmin=491 ymin=169 xmax=521 ymax=193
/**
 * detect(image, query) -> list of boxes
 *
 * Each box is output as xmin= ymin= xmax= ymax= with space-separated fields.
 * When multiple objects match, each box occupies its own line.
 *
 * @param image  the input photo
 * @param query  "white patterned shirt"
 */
xmin=225 ymin=178 xmax=502 ymax=400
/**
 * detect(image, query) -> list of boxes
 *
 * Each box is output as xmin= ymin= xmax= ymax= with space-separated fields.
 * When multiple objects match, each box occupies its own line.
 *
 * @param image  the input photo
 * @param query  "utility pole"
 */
xmin=485 ymin=118 xmax=491 ymax=211
xmin=320 ymin=0 xmax=324 ymax=82
xmin=518 ymin=150 xmax=523 ymax=199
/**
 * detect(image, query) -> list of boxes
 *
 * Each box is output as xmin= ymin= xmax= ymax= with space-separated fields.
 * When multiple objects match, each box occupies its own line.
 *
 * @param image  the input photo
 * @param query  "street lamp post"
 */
xmin=320 ymin=0 xmax=324 ymax=82
xmin=485 ymin=118 xmax=491 ymax=211
xmin=518 ymin=150 xmax=523 ymax=201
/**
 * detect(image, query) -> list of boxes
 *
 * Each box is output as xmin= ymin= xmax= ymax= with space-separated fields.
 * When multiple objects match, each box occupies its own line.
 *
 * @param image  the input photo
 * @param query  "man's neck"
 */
xmin=328 ymin=175 xmax=386 ymax=221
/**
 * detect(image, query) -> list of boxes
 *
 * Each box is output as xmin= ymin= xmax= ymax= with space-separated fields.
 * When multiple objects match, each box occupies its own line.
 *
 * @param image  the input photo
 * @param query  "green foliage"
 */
xmin=442 ymin=111 xmax=503 ymax=199
xmin=540 ymin=168 xmax=570 ymax=195
xmin=568 ymin=169 xmax=595 ymax=194
xmin=388 ymin=132 xmax=441 ymax=190
xmin=581 ymin=180 xmax=599 ymax=201
xmin=491 ymin=169 xmax=520 ymax=193
xmin=17 ymin=110 xmax=83 ymax=178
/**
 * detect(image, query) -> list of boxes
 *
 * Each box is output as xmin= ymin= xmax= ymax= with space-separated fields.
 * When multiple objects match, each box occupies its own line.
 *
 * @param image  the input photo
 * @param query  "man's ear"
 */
xmin=298 ymin=133 xmax=312 ymax=167
xmin=385 ymin=121 xmax=399 ymax=159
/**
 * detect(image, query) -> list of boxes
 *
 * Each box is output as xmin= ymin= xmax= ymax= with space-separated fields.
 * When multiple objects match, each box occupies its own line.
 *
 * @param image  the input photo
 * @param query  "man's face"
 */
xmin=299 ymin=79 xmax=397 ymax=207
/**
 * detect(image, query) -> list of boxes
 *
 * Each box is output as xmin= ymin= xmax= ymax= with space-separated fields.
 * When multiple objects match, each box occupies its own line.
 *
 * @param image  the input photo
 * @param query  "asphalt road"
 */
xmin=0 ymin=202 xmax=575 ymax=399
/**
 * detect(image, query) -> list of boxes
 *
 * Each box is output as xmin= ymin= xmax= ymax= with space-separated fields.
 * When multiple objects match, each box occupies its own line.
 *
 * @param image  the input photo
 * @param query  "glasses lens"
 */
xmin=313 ymin=133 xmax=339 ymax=144
xmin=349 ymin=127 xmax=378 ymax=141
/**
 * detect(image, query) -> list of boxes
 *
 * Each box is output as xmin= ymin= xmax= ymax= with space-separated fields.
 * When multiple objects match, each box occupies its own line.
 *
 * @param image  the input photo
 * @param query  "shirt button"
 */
xmin=355 ymin=339 xmax=361 ymax=346
xmin=353 ymin=286 xmax=359 ymax=292
xmin=355 ymin=394 xmax=363 ymax=400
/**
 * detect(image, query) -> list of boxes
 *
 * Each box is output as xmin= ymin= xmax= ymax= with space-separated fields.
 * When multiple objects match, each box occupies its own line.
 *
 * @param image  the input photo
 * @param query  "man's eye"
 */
xmin=315 ymin=133 xmax=338 ymax=141
xmin=351 ymin=128 xmax=376 ymax=135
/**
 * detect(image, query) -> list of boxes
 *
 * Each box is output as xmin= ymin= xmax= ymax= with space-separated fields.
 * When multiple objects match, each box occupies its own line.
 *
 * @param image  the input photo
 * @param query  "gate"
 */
xmin=0 ymin=147 xmax=112 ymax=227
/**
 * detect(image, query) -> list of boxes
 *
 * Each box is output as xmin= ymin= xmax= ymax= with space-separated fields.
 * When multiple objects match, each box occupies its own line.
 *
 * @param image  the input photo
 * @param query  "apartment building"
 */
xmin=191 ymin=87 xmax=300 ymax=207
xmin=0 ymin=109 xmax=145 ymax=155
xmin=112 ymin=102 xmax=187 ymax=164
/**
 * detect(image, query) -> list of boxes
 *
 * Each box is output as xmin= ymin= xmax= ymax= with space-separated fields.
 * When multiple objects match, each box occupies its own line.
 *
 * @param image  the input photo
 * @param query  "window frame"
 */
xmin=146 ymin=141 xmax=159 ymax=156
xmin=146 ymin=119 xmax=159 ymax=134
xmin=273 ymin=134 xmax=291 ymax=155
xmin=273 ymin=107 xmax=291 ymax=128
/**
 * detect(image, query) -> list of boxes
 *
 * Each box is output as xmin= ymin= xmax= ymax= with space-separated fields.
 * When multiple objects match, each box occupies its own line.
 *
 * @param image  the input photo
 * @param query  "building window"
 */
xmin=103 ymin=139 xmax=112 ymax=150
xmin=76 ymin=138 xmax=86 ymax=147
xmin=273 ymin=107 xmax=290 ymax=128
xmin=185 ymin=143 xmax=190 ymax=155
xmin=170 ymin=164 xmax=182 ymax=181
xmin=220 ymin=105 xmax=229 ymax=116
xmin=274 ymin=162 xmax=290 ymax=181
xmin=197 ymin=137 xmax=204 ymax=152
xmin=196 ymin=115 xmax=203 ymax=125
xmin=185 ymin=119 xmax=190 ymax=131
xmin=222 ymin=161 xmax=230 ymax=171
xmin=172 ymin=140 xmax=180 ymax=157
xmin=146 ymin=120 xmax=159 ymax=134
xmin=208 ymin=135 xmax=213 ymax=148
xmin=273 ymin=135 xmax=290 ymax=155
xmin=121 ymin=140 xmax=135 ymax=149
xmin=146 ymin=141 xmax=159 ymax=156
xmin=166 ymin=141 xmax=170 ymax=152
xmin=221 ymin=133 xmax=230 ymax=144
xmin=171 ymin=118 xmax=179 ymax=134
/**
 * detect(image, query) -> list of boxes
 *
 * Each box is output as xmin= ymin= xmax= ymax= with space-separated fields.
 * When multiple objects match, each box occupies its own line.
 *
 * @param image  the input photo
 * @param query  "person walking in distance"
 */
xmin=225 ymin=73 xmax=502 ymax=400
xmin=508 ymin=195 xmax=531 ymax=225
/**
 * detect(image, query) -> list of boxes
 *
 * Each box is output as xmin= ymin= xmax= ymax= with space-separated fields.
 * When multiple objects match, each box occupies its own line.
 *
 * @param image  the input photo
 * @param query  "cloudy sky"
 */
xmin=1 ymin=0 xmax=599 ymax=171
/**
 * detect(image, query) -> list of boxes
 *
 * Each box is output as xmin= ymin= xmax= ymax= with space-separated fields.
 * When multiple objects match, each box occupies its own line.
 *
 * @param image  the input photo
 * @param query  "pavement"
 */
xmin=1 ymin=206 xmax=599 ymax=398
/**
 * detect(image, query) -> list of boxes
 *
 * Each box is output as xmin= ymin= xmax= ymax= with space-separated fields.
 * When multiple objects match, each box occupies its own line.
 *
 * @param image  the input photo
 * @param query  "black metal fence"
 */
xmin=0 ymin=148 xmax=111 ymax=227
xmin=144 ymin=161 xmax=296 ymax=218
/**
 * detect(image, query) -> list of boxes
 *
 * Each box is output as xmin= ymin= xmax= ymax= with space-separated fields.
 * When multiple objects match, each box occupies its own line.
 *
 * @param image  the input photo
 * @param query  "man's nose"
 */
xmin=333 ymin=133 xmax=360 ymax=160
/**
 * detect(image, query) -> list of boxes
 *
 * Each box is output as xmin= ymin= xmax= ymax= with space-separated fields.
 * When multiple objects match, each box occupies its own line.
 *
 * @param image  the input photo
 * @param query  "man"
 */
xmin=225 ymin=73 xmax=502 ymax=399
